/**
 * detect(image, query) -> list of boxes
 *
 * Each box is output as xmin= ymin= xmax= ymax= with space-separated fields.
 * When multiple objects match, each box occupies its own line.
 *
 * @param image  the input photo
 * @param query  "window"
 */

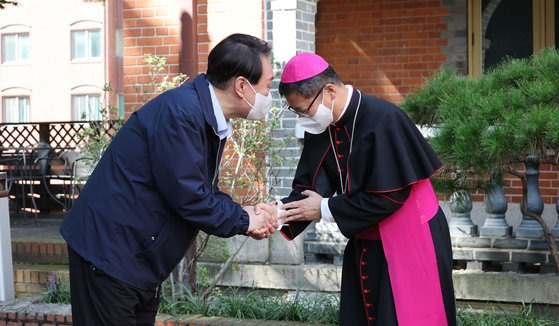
xmin=1 ymin=33 xmax=30 ymax=63
xmin=72 ymin=95 xmax=101 ymax=121
xmin=468 ymin=0 xmax=557 ymax=76
xmin=71 ymin=29 xmax=101 ymax=60
xmin=2 ymin=96 xmax=30 ymax=123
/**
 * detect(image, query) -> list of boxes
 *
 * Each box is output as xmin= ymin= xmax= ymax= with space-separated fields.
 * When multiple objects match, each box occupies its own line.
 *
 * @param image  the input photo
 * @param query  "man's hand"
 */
xmin=244 ymin=202 xmax=278 ymax=240
xmin=279 ymin=190 xmax=323 ymax=224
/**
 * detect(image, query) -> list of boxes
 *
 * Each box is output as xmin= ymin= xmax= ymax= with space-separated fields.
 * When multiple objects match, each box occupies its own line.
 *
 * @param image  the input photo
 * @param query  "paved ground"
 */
xmin=9 ymin=212 xmax=65 ymax=241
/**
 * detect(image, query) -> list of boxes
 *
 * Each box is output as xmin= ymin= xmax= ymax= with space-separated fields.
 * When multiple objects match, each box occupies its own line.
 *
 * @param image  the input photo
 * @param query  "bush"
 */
xmin=402 ymin=48 xmax=559 ymax=192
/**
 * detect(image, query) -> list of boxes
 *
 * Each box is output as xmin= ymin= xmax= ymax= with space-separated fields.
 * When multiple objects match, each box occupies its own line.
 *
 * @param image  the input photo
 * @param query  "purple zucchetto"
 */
xmin=280 ymin=52 xmax=329 ymax=83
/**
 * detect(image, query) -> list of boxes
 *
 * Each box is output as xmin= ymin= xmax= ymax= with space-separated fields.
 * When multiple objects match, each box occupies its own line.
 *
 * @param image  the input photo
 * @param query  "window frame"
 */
xmin=2 ymin=96 xmax=30 ymax=123
xmin=71 ymin=94 xmax=102 ymax=121
xmin=468 ymin=0 xmax=556 ymax=76
xmin=70 ymin=29 xmax=102 ymax=62
xmin=1 ymin=32 xmax=30 ymax=64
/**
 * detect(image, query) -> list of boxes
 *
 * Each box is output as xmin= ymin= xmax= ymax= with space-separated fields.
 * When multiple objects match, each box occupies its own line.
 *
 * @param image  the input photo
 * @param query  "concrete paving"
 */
xmin=9 ymin=213 xmax=65 ymax=242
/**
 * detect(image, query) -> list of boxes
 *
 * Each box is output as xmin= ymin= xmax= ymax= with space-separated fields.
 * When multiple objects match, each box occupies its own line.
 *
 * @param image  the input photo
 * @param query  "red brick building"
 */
xmin=2 ymin=0 xmax=556 ymax=204
xmin=117 ymin=0 xmax=558 ymax=204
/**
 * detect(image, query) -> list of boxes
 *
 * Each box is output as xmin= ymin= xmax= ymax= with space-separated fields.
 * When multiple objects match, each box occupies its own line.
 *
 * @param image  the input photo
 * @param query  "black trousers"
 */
xmin=68 ymin=246 xmax=160 ymax=326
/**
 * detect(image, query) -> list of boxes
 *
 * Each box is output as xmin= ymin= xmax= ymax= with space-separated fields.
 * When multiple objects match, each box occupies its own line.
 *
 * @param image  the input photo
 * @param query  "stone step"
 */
xmin=13 ymin=263 xmax=69 ymax=295
xmin=11 ymin=239 xmax=68 ymax=265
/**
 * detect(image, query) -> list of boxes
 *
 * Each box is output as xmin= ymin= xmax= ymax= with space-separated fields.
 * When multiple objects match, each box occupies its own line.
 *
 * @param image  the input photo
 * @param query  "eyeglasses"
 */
xmin=283 ymin=86 xmax=325 ymax=117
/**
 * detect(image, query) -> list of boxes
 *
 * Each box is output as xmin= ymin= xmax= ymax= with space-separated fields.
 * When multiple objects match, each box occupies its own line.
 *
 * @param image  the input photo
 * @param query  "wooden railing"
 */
xmin=0 ymin=121 xmax=118 ymax=150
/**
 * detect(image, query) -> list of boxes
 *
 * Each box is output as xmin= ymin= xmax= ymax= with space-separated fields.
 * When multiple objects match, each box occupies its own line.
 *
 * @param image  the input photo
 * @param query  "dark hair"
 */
xmin=278 ymin=66 xmax=342 ymax=98
xmin=206 ymin=33 xmax=272 ymax=90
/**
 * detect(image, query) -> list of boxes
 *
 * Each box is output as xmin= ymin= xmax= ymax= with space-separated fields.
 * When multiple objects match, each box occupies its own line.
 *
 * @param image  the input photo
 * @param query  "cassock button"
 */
xmin=362 ymin=276 xmax=369 ymax=280
xmin=362 ymin=247 xmax=368 ymax=253
xmin=336 ymin=140 xmax=342 ymax=145
xmin=337 ymin=154 xmax=343 ymax=159
xmin=366 ymin=303 xmax=373 ymax=308
xmin=368 ymin=317 xmax=375 ymax=321
xmin=336 ymin=127 xmax=341 ymax=131
xmin=361 ymin=261 xmax=367 ymax=266
xmin=363 ymin=289 xmax=370 ymax=294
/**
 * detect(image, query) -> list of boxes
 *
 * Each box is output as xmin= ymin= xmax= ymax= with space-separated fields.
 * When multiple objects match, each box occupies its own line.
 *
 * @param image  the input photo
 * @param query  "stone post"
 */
xmin=0 ymin=172 xmax=14 ymax=301
xmin=449 ymin=189 xmax=478 ymax=236
xmin=516 ymin=156 xmax=544 ymax=238
xmin=480 ymin=172 xmax=511 ymax=237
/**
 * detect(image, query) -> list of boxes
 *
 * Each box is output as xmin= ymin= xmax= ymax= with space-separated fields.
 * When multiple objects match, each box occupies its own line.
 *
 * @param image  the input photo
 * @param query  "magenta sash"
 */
xmin=378 ymin=179 xmax=447 ymax=325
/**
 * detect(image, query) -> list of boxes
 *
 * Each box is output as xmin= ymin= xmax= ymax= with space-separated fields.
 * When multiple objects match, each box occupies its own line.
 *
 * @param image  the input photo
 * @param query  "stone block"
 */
xmin=528 ymin=240 xmax=550 ymax=251
xmin=197 ymin=235 xmax=270 ymax=263
xmin=197 ymin=235 xmax=230 ymax=263
xmin=501 ymin=262 xmax=520 ymax=273
xmin=474 ymin=250 xmax=510 ymax=262
xmin=333 ymin=255 xmax=343 ymax=266
xmin=540 ymin=263 xmax=558 ymax=274
xmin=466 ymin=261 xmax=489 ymax=271
xmin=229 ymin=236 xmax=270 ymax=263
xmin=198 ymin=262 xmax=343 ymax=292
xmin=511 ymin=252 xmax=547 ymax=263
xmin=493 ymin=238 xmax=528 ymax=250
xmin=479 ymin=225 xmax=512 ymax=237
xmin=269 ymin=231 xmax=304 ymax=265
xmin=453 ymin=271 xmax=559 ymax=304
xmin=452 ymin=237 xmax=491 ymax=248
xmin=452 ymin=249 xmax=474 ymax=260
xmin=304 ymin=241 xmax=345 ymax=256
xmin=449 ymin=224 xmax=478 ymax=237
xmin=516 ymin=221 xmax=545 ymax=239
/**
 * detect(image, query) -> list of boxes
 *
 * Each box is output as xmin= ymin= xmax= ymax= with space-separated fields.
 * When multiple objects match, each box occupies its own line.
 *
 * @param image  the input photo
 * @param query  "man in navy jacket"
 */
xmin=60 ymin=33 xmax=278 ymax=325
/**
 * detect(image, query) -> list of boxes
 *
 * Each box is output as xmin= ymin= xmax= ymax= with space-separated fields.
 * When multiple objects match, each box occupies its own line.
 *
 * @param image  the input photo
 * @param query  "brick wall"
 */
xmin=315 ymin=0 xmax=448 ymax=104
xmin=122 ymin=0 xmax=265 ymax=116
xmin=197 ymin=0 xmax=265 ymax=73
xmin=122 ymin=0 xmax=182 ymax=116
xmin=314 ymin=0 xmax=558 ymax=205
xmin=0 ymin=313 xmax=72 ymax=326
xmin=501 ymin=164 xmax=558 ymax=204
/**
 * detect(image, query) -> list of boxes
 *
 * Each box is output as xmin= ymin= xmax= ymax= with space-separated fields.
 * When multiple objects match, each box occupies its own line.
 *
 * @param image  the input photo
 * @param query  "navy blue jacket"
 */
xmin=60 ymin=74 xmax=249 ymax=290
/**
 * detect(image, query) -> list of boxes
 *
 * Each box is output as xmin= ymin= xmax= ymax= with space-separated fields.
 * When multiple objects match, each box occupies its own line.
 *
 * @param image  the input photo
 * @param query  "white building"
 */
xmin=0 ymin=0 xmax=107 ymax=123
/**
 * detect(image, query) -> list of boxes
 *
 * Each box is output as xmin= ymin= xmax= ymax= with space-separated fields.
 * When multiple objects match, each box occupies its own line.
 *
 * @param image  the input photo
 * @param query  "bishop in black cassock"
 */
xmin=277 ymin=53 xmax=456 ymax=326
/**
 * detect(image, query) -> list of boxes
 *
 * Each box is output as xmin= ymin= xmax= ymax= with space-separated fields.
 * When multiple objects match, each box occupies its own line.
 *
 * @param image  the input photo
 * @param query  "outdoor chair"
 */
xmin=45 ymin=150 xmax=91 ymax=210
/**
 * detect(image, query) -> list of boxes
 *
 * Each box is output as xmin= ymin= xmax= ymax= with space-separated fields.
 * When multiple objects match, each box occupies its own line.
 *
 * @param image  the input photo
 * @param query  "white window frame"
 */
xmin=1 ymin=33 xmax=30 ymax=64
xmin=72 ymin=94 xmax=102 ymax=121
xmin=71 ymin=29 xmax=102 ymax=61
xmin=2 ymin=96 xmax=30 ymax=123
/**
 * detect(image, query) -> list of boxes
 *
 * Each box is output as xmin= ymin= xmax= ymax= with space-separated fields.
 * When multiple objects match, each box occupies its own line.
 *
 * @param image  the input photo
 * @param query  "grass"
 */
xmin=457 ymin=304 xmax=559 ymax=326
xmin=158 ymin=286 xmax=339 ymax=325
xmin=43 ymin=281 xmax=559 ymax=325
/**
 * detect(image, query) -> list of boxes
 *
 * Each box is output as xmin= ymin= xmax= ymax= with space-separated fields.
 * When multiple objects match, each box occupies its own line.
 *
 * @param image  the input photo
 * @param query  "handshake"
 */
xmin=243 ymin=201 xmax=282 ymax=240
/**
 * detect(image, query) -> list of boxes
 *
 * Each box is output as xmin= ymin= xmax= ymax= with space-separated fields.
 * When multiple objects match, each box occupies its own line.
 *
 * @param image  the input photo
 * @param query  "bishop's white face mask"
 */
xmin=243 ymin=81 xmax=273 ymax=120
xmin=297 ymin=91 xmax=334 ymax=134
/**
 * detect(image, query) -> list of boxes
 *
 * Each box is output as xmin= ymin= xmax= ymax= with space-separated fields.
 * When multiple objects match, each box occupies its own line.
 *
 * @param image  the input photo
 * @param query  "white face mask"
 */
xmin=297 ymin=91 xmax=334 ymax=134
xmin=243 ymin=81 xmax=273 ymax=120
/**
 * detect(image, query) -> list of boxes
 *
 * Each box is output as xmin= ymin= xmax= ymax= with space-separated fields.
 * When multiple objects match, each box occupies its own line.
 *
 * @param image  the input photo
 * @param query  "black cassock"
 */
xmin=280 ymin=89 xmax=456 ymax=326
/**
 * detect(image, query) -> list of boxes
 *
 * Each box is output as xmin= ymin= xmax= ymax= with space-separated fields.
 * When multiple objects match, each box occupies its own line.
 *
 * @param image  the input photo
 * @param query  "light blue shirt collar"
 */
xmin=208 ymin=82 xmax=232 ymax=140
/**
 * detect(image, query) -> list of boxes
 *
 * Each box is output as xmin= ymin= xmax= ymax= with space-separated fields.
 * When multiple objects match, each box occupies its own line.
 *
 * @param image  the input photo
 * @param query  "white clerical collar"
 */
xmin=334 ymin=85 xmax=354 ymax=123
xmin=208 ymin=82 xmax=232 ymax=140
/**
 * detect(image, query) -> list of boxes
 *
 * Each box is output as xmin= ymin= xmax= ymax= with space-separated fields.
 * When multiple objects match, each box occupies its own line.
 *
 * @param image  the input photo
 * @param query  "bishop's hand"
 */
xmin=279 ymin=190 xmax=323 ymax=224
